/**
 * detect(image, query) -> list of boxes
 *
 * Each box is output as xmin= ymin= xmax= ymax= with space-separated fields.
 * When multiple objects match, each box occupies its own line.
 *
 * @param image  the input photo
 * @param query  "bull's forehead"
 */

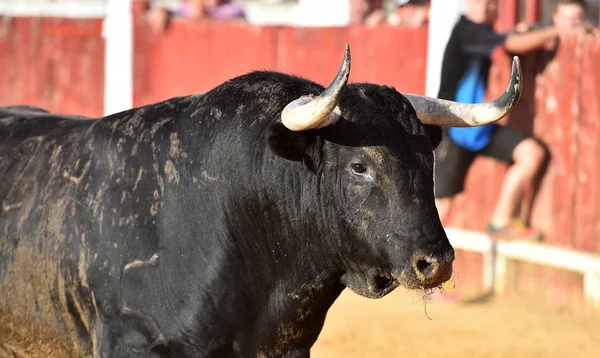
xmin=336 ymin=84 xmax=425 ymax=137
xmin=322 ymin=120 xmax=433 ymax=162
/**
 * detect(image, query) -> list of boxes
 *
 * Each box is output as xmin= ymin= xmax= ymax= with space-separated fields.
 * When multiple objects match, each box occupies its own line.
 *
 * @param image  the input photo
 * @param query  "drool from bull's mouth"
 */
xmin=0 ymin=44 xmax=522 ymax=357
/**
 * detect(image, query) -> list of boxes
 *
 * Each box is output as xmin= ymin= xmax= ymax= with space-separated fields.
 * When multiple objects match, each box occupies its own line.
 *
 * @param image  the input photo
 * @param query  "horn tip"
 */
xmin=509 ymin=55 xmax=523 ymax=99
xmin=511 ymin=56 xmax=522 ymax=84
xmin=344 ymin=44 xmax=351 ymax=65
xmin=512 ymin=56 xmax=521 ymax=76
xmin=339 ymin=44 xmax=351 ymax=78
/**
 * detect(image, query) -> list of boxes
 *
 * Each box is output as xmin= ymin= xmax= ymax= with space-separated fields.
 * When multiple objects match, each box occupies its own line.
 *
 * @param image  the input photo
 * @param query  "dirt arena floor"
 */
xmin=311 ymin=288 xmax=600 ymax=358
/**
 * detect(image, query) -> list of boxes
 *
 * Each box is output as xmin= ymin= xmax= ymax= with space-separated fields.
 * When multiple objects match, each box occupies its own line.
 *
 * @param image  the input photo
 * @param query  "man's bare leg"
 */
xmin=489 ymin=138 xmax=546 ymax=236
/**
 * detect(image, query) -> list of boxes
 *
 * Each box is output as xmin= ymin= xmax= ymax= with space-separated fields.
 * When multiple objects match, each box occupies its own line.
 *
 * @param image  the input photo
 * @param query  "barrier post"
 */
xmin=584 ymin=267 xmax=600 ymax=308
xmin=103 ymin=0 xmax=133 ymax=116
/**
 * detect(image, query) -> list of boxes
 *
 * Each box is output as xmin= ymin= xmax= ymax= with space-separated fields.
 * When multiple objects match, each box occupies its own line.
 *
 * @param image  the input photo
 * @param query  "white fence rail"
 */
xmin=446 ymin=228 xmax=600 ymax=309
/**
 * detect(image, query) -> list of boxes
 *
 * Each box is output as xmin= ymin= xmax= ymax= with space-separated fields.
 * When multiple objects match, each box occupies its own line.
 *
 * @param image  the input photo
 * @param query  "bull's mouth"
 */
xmin=341 ymin=271 xmax=400 ymax=299
xmin=342 ymin=267 xmax=452 ymax=299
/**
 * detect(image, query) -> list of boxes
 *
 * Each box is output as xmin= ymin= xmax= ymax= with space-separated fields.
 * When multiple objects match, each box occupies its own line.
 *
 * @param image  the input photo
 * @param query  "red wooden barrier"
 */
xmin=133 ymin=22 xmax=279 ymax=107
xmin=133 ymin=19 xmax=428 ymax=108
xmin=2 ymin=16 xmax=600 ymax=308
xmin=0 ymin=17 xmax=104 ymax=117
xmin=524 ymin=0 xmax=542 ymax=23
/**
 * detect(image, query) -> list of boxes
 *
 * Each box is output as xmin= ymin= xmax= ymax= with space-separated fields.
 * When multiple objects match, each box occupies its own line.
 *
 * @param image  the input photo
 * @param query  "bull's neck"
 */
xmin=223 ymin=181 xmax=346 ymax=349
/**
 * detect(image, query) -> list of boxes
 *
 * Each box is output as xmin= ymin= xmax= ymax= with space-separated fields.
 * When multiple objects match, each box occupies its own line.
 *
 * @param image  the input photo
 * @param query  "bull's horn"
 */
xmin=281 ymin=45 xmax=351 ymax=131
xmin=404 ymin=56 xmax=522 ymax=127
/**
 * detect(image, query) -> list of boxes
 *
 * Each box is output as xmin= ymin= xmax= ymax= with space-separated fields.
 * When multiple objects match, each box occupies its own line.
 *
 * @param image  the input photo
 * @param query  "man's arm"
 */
xmin=503 ymin=26 xmax=562 ymax=54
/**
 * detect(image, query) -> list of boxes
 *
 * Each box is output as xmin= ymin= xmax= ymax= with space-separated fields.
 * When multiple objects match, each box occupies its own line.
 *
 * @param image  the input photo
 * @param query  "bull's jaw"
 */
xmin=340 ymin=269 xmax=401 ymax=299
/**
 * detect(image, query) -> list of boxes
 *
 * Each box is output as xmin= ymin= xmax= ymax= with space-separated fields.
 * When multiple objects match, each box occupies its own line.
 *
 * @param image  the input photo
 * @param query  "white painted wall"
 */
xmin=295 ymin=0 xmax=350 ymax=27
xmin=243 ymin=0 xmax=351 ymax=27
xmin=102 ymin=0 xmax=133 ymax=116
xmin=424 ymin=0 xmax=466 ymax=98
xmin=0 ymin=0 xmax=107 ymax=18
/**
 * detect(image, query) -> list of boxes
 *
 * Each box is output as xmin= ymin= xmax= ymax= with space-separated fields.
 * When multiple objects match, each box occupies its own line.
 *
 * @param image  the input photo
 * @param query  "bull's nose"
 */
xmin=412 ymin=254 xmax=453 ymax=287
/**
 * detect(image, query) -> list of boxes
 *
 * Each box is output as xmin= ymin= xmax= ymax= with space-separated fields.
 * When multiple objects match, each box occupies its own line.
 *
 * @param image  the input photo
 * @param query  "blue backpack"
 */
xmin=447 ymin=58 xmax=494 ymax=151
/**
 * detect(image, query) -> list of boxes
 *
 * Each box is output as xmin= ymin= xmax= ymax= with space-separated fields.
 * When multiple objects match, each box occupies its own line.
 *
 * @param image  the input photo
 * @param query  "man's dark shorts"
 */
xmin=433 ymin=124 xmax=528 ymax=199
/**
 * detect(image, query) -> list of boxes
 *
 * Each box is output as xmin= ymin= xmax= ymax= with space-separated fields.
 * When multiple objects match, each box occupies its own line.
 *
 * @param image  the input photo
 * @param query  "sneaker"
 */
xmin=486 ymin=218 xmax=542 ymax=242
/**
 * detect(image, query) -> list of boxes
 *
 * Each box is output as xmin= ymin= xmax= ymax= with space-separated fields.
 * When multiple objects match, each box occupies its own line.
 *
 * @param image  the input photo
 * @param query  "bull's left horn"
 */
xmin=281 ymin=45 xmax=351 ymax=131
xmin=404 ymin=56 xmax=523 ymax=127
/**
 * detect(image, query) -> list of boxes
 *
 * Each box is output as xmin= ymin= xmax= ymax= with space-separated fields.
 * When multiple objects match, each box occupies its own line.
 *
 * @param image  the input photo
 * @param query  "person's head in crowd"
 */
xmin=465 ymin=0 xmax=498 ymax=25
xmin=147 ymin=0 xmax=245 ymax=34
xmin=552 ymin=0 xmax=589 ymax=29
xmin=387 ymin=0 xmax=430 ymax=27
xmin=349 ymin=0 xmax=385 ymax=26
xmin=349 ymin=0 xmax=371 ymax=23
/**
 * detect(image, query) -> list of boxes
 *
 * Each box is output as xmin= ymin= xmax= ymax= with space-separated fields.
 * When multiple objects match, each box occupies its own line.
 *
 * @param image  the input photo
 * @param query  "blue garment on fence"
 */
xmin=447 ymin=58 xmax=495 ymax=151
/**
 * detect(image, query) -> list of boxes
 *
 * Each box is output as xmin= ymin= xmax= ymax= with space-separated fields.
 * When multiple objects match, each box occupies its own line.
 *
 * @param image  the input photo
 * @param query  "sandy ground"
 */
xmin=311 ymin=288 xmax=600 ymax=358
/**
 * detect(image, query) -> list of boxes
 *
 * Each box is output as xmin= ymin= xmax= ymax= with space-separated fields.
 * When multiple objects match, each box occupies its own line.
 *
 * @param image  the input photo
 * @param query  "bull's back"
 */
xmin=0 ymin=110 xmax=96 ymax=357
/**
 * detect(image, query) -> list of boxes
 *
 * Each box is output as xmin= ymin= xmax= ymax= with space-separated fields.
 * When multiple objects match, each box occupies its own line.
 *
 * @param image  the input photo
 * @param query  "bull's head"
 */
xmin=268 ymin=45 xmax=522 ymax=298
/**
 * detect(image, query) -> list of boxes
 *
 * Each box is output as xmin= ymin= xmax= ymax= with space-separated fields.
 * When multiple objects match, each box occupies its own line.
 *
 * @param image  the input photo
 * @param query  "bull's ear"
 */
xmin=267 ymin=123 xmax=323 ymax=173
xmin=423 ymin=124 xmax=442 ymax=149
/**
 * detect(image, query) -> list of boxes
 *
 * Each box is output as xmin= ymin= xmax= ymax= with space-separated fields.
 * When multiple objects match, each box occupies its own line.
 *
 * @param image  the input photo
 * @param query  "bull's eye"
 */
xmin=351 ymin=163 xmax=367 ymax=174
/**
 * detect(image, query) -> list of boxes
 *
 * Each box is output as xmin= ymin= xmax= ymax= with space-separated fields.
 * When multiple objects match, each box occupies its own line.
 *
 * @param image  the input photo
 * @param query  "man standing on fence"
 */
xmin=433 ymin=0 xmax=585 ymax=241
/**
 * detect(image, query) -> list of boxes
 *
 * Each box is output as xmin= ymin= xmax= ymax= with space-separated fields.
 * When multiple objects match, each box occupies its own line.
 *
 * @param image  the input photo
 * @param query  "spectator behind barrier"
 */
xmin=147 ymin=0 xmax=246 ymax=34
xmin=387 ymin=0 xmax=430 ymax=27
xmin=349 ymin=0 xmax=386 ymax=27
xmin=515 ymin=0 xmax=600 ymax=50
xmin=433 ymin=0 xmax=592 ymax=244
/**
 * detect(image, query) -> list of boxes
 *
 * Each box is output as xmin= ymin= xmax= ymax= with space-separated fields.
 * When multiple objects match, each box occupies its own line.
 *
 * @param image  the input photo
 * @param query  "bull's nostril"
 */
xmin=416 ymin=259 xmax=436 ymax=278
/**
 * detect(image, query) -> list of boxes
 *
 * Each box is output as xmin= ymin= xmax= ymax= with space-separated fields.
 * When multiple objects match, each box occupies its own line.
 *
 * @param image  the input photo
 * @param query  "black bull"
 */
xmin=0 ymin=46 xmax=522 ymax=357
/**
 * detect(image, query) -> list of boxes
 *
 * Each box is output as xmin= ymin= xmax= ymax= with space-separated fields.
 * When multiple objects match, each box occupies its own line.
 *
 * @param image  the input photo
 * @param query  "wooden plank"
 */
xmin=345 ymin=25 xmax=428 ymax=95
xmin=41 ymin=18 xmax=105 ymax=116
xmin=0 ymin=17 xmax=104 ymax=117
xmin=548 ymin=36 xmax=580 ymax=248
xmin=0 ymin=17 xmax=18 ymax=106
xmin=275 ymin=26 xmax=351 ymax=88
xmin=275 ymin=26 xmax=428 ymax=95
xmin=574 ymin=37 xmax=600 ymax=253
xmin=529 ymin=47 xmax=559 ymax=239
xmin=524 ymin=0 xmax=542 ymax=23
xmin=545 ymin=35 xmax=580 ymax=306
xmin=133 ymin=20 xmax=279 ymax=107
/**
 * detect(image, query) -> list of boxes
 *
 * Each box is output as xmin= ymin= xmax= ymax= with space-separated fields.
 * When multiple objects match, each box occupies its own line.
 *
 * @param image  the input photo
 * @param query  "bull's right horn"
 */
xmin=280 ymin=44 xmax=351 ymax=131
xmin=404 ymin=56 xmax=523 ymax=127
